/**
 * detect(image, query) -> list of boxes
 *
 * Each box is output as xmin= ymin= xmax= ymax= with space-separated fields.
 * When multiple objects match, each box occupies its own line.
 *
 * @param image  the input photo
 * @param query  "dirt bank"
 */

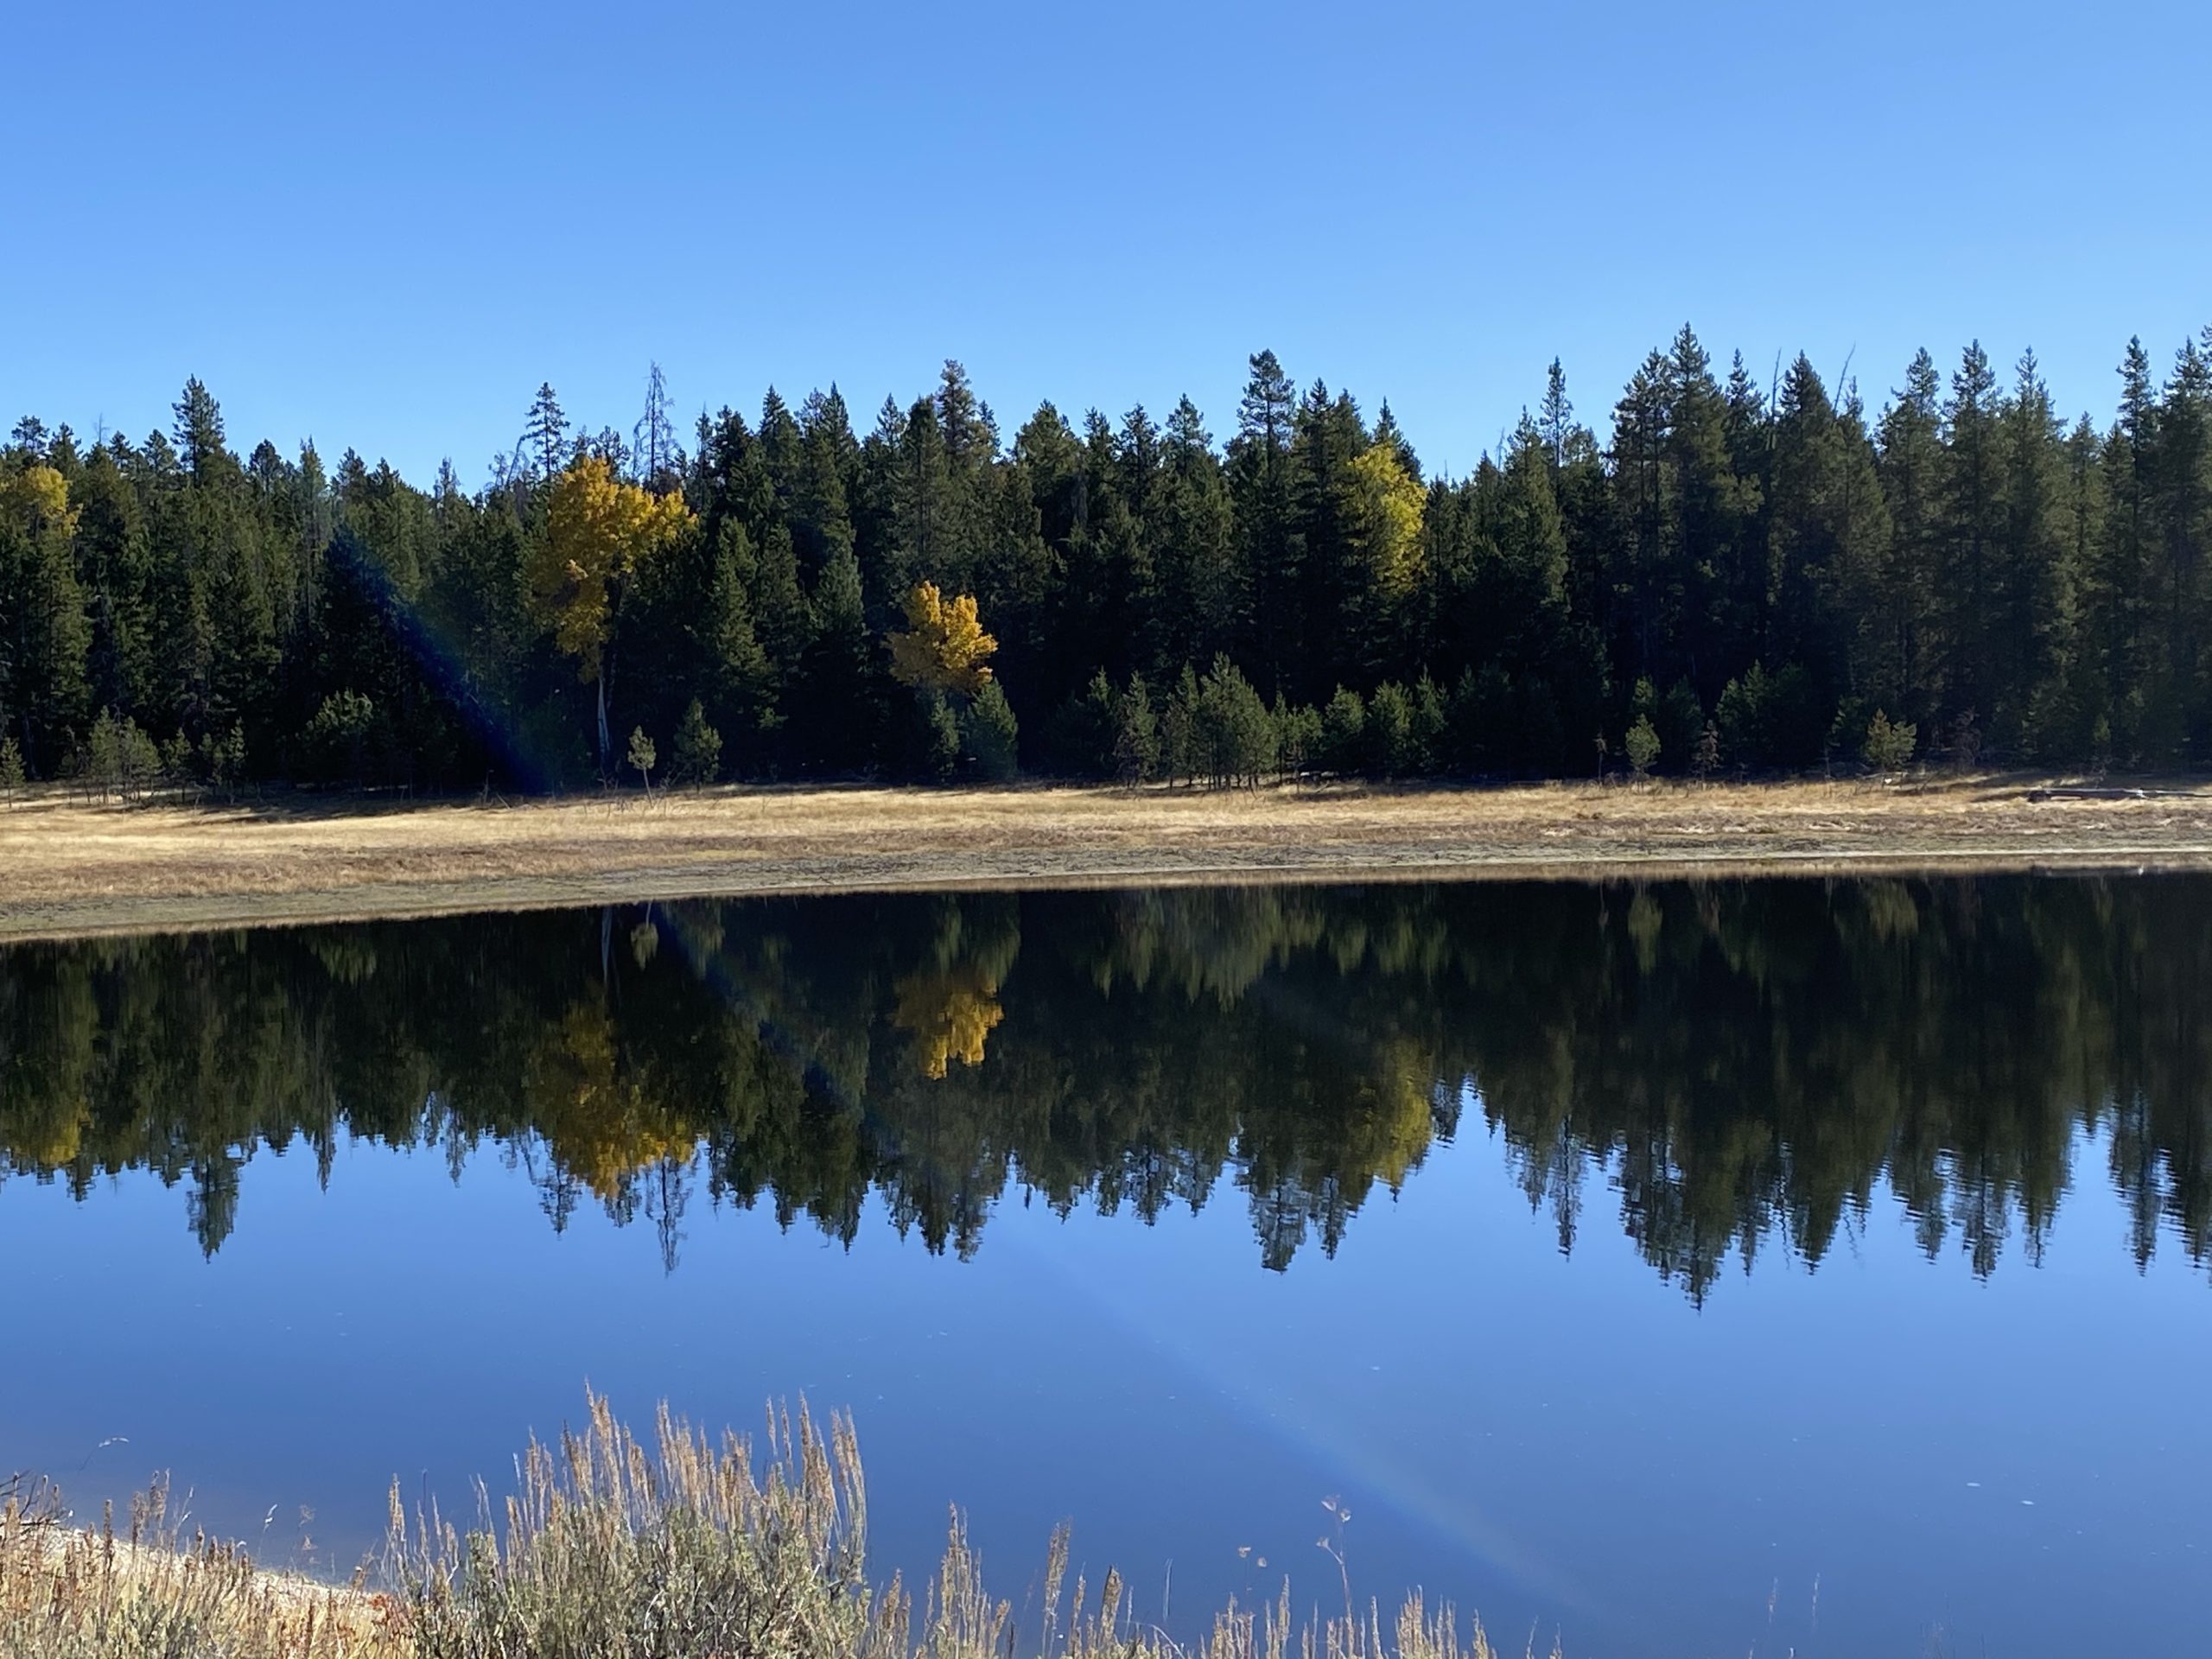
xmin=4 ymin=774 xmax=2210 ymax=942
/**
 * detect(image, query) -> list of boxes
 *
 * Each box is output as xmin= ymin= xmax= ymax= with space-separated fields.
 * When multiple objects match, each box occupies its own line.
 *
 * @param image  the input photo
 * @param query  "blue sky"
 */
xmin=4 ymin=0 xmax=2207 ymax=485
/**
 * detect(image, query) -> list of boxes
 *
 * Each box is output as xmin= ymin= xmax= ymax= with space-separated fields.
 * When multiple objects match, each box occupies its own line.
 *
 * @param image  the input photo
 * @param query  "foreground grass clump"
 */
xmin=4 ymin=1395 xmax=1529 ymax=1659
xmin=0 ymin=1474 xmax=393 ymax=1657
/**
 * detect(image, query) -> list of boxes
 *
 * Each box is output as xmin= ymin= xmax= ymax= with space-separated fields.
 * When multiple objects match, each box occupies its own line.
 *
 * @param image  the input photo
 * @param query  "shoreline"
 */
xmin=4 ymin=774 xmax=2212 ymax=944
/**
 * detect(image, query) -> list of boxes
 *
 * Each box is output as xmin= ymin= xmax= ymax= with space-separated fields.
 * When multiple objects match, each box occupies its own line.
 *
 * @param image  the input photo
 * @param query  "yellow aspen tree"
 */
xmin=1345 ymin=441 xmax=1426 ymax=606
xmin=1 ymin=463 xmax=79 ymax=539
xmin=892 ymin=964 xmax=1006 ymax=1079
xmin=887 ymin=581 xmax=997 ymax=696
xmin=526 ymin=455 xmax=693 ymax=773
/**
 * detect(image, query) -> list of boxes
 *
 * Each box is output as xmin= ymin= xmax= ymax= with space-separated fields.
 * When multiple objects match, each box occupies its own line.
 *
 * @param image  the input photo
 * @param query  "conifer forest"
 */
xmin=5 ymin=327 xmax=2212 ymax=794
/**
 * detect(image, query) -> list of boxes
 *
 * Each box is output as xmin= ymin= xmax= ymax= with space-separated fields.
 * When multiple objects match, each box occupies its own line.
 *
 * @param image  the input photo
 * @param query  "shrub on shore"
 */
xmin=3 ymin=1396 xmax=1528 ymax=1659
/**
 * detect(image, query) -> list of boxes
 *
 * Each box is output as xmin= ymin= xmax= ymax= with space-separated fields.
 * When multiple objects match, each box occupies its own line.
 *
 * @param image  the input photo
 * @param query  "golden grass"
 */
xmin=1 ymin=1476 xmax=402 ymax=1657
xmin=4 ymin=1397 xmax=1533 ymax=1659
xmin=4 ymin=773 xmax=2212 ymax=942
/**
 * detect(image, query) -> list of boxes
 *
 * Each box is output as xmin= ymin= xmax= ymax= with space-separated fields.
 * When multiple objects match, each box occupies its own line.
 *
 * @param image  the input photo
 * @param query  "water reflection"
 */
xmin=2 ymin=876 xmax=2208 ymax=1294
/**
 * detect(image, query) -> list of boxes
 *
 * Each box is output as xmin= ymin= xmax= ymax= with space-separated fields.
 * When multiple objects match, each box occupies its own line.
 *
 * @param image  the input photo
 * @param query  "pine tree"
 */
xmin=1862 ymin=709 xmax=1917 ymax=772
xmin=67 ymin=444 xmax=155 ymax=718
xmin=750 ymin=521 xmax=815 ymax=692
xmin=1113 ymin=672 xmax=1160 ymax=782
xmin=671 ymin=698 xmax=721 ymax=785
xmin=1289 ymin=383 xmax=1370 ymax=696
xmin=919 ymin=691 xmax=961 ymax=781
xmin=0 ymin=463 xmax=91 ymax=772
xmin=1319 ymin=685 xmax=1365 ymax=775
xmin=1996 ymin=350 xmax=2065 ymax=751
xmin=1662 ymin=325 xmax=1752 ymax=692
xmin=632 ymin=363 xmax=679 ymax=490
xmin=172 ymin=378 xmax=226 ymax=478
xmin=960 ymin=679 xmax=1020 ymax=780
xmin=1230 ymin=350 xmax=1299 ymax=694
xmin=793 ymin=387 xmax=859 ymax=585
xmin=791 ymin=544 xmax=880 ymax=774
xmin=1939 ymin=341 xmax=2004 ymax=731
xmin=1877 ymin=349 xmax=1946 ymax=722
xmin=1766 ymin=356 xmax=1889 ymax=712
xmin=1611 ymin=350 xmax=1673 ymax=683
xmin=1539 ymin=359 xmax=1573 ymax=466
xmin=700 ymin=521 xmax=778 ymax=747
xmin=522 ymin=383 xmax=570 ymax=482
xmin=2150 ymin=335 xmax=2212 ymax=753
xmin=1366 ymin=681 xmax=1414 ymax=777
xmin=1624 ymin=713 xmax=1661 ymax=778
xmin=2046 ymin=413 xmax=2110 ymax=758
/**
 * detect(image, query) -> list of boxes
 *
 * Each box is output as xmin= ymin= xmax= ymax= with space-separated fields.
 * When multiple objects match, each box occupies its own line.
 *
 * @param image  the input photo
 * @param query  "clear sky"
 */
xmin=5 ymin=0 xmax=2208 ymax=486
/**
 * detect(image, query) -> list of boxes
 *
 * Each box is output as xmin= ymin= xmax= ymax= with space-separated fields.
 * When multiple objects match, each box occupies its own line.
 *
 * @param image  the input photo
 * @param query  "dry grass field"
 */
xmin=4 ymin=773 xmax=2212 ymax=942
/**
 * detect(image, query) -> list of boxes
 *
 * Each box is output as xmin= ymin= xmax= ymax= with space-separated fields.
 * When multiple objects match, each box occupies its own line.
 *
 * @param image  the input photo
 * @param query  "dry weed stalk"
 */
xmin=2 ymin=1471 xmax=394 ymax=1657
xmin=8 ymin=1394 xmax=1538 ymax=1659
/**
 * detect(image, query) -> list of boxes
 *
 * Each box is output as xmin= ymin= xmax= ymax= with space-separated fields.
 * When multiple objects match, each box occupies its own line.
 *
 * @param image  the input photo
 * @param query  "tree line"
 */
xmin=4 ymin=327 xmax=2212 ymax=792
xmin=4 ymin=876 xmax=2206 ymax=1294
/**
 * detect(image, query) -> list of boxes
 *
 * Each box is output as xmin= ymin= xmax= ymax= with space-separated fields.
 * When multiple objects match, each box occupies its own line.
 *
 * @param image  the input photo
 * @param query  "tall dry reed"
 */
xmin=6 ymin=1396 xmax=1535 ymax=1659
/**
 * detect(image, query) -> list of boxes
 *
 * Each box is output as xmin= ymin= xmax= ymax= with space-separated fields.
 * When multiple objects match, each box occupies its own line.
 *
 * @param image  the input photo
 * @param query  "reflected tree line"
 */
xmin=1 ymin=877 xmax=2207 ymax=1295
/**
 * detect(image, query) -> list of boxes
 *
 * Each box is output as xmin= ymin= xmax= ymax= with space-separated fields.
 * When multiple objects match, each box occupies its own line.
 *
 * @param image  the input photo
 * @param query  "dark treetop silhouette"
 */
xmin=3 ymin=877 xmax=2206 ymax=1297
xmin=6 ymin=328 xmax=2212 ymax=793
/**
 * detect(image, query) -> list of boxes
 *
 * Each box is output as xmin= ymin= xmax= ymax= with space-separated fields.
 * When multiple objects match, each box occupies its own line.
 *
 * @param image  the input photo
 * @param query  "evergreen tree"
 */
xmin=791 ymin=544 xmax=881 ymax=774
xmin=1539 ymin=359 xmax=1574 ymax=466
xmin=671 ymin=698 xmax=722 ymax=785
xmin=68 ymin=443 xmax=155 ymax=718
xmin=1996 ymin=351 xmax=2066 ymax=752
xmin=792 ymin=387 xmax=859 ymax=584
xmin=1319 ymin=685 xmax=1366 ymax=774
xmin=2150 ymin=335 xmax=2212 ymax=753
xmin=1229 ymin=350 xmax=1299 ymax=695
xmin=1876 ymin=349 xmax=1946 ymax=722
xmin=633 ymin=363 xmax=680 ymax=491
xmin=172 ymin=378 xmax=226 ymax=479
xmin=1766 ymin=356 xmax=1889 ymax=712
xmin=1624 ymin=712 xmax=1661 ymax=777
xmin=1113 ymin=672 xmax=1160 ymax=782
xmin=961 ymin=679 xmax=1020 ymax=780
xmin=0 ymin=463 xmax=91 ymax=771
xmin=522 ymin=383 xmax=570 ymax=482
xmin=1938 ymin=341 xmax=2005 ymax=733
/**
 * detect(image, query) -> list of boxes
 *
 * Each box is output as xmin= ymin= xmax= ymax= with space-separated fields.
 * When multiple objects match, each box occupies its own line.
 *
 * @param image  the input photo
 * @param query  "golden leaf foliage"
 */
xmin=524 ymin=1001 xmax=701 ymax=1198
xmin=0 ymin=464 xmax=79 ymax=541
xmin=892 ymin=964 xmax=1005 ymax=1080
xmin=887 ymin=582 xmax=997 ymax=696
xmin=1353 ymin=1037 xmax=1444 ymax=1192
xmin=1 ymin=1096 xmax=86 ymax=1168
xmin=1344 ymin=441 xmax=1426 ymax=603
xmin=527 ymin=456 xmax=693 ymax=683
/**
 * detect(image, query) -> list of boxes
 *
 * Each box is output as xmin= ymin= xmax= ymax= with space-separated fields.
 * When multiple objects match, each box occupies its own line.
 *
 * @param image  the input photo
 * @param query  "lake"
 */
xmin=3 ymin=876 xmax=2208 ymax=1657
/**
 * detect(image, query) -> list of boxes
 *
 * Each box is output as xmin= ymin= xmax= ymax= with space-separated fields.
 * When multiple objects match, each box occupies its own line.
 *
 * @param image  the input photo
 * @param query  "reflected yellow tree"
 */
xmin=890 ymin=896 xmax=1021 ymax=1079
xmin=892 ymin=965 xmax=1006 ymax=1079
xmin=523 ymin=1001 xmax=700 ymax=1200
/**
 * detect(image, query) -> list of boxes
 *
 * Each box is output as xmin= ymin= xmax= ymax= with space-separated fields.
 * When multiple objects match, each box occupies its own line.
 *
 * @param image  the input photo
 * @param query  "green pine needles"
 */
xmin=6 ymin=327 xmax=2211 ymax=794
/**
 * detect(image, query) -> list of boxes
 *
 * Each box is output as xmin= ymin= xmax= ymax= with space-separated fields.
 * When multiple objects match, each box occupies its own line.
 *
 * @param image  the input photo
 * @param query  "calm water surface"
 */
xmin=3 ymin=877 xmax=2209 ymax=1658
